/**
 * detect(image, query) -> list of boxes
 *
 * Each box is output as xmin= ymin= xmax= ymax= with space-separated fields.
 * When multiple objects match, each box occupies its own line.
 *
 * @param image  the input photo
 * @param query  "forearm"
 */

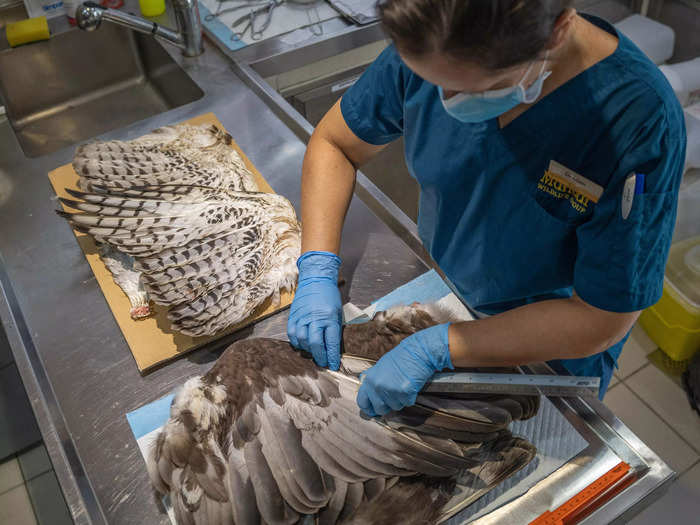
xmin=300 ymin=130 xmax=357 ymax=254
xmin=448 ymin=297 xmax=639 ymax=367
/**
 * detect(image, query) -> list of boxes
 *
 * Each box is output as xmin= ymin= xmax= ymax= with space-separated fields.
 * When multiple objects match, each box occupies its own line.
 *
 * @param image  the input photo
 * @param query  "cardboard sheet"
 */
xmin=48 ymin=113 xmax=295 ymax=372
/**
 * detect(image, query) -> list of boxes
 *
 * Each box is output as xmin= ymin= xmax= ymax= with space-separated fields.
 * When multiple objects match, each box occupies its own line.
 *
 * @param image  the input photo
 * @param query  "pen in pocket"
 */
xmin=622 ymin=172 xmax=644 ymax=220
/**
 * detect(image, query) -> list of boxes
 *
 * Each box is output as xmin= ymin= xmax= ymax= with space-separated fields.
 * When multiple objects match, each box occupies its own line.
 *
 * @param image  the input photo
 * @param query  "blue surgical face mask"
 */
xmin=439 ymin=54 xmax=551 ymax=123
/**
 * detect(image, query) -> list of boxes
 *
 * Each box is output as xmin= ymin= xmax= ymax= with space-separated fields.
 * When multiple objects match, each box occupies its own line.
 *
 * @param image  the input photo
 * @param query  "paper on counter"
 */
xmin=342 ymin=301 xmax=368 ymax=323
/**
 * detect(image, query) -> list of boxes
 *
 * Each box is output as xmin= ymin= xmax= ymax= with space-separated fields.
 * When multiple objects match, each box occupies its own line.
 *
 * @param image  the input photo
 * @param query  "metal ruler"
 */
xmin=423 ymin=372 xmax=600 ymax=398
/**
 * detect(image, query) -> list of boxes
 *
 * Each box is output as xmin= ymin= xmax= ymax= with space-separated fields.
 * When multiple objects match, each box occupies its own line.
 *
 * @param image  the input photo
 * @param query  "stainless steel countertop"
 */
xmin=0 ymin=5 xmax=674 ymax=525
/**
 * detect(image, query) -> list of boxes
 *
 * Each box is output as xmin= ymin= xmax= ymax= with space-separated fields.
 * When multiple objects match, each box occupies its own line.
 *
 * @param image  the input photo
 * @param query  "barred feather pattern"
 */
xmin=58 ymin=123 xmax=301 ymax=336
xmin=147 ymin=304 xmax=538 ymax=525
xmin=73 ymin=124 xmax=258 ymax=194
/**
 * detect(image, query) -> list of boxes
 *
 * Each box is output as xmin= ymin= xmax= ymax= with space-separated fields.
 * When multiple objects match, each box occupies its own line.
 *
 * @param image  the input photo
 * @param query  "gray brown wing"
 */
xmin=147 ymin=340 xmax=537 ymax=525
xmin=235 ymin=371 xmax=529 ymax=523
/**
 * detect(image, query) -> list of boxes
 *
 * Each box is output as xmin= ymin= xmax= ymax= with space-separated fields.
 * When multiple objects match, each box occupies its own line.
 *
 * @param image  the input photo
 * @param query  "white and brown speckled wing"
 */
xmin=57 ymin=188 xmax=300 ymax=336
xmin=57 ymin=192 xmax=285 ymax=256
xmin=58 ymin=123 xmax=299 ymax=337
xmin=73 ymin=124 xmax=258 ymax=193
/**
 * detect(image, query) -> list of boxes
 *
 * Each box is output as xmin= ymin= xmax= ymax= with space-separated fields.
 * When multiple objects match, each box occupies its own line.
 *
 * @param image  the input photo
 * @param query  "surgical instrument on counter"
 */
xmin=231 ymin=0 xmax=283 ymax=41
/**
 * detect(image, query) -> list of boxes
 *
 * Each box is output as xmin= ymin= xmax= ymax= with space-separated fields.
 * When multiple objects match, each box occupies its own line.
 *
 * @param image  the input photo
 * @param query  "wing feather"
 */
xmin=318 ymin=474 xmax=347 ymax=525
xmin=227 ymin=445 xmax=260 ymax=525
xmin=338 ymin=482 xmax=365 ymax=522
xmin=255 ymin=396 xmax=329 ymax=512
xmin=243 ymin=438 xmax=299 ymax=525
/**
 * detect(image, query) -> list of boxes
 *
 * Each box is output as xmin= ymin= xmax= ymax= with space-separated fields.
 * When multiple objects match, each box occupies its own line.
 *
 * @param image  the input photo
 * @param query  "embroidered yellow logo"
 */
xmin=537 ymin=172 xmax=591 ymax=213
xmin=537 ymin=161 xmax=603 ymax=215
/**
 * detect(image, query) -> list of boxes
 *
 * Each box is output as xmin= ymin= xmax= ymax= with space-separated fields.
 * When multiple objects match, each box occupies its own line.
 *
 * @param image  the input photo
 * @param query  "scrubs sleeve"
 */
xmin=573 ymin=112 xmax=686 ymax=313
xmin=339 ymin=45 xmax=407 ymax=145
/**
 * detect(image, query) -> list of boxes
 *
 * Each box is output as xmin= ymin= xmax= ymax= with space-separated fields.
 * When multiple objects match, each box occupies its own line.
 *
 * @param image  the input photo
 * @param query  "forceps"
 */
xmin=231 ymin=0 xmax=283 ymax=41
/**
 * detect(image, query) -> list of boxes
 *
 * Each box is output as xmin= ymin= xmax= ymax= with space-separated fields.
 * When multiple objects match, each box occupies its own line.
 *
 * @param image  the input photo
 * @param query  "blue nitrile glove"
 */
xmin=357 ymin=323 xmax=453 ymax=417
xmin=287 ymin=251 xmax=343 ymax=370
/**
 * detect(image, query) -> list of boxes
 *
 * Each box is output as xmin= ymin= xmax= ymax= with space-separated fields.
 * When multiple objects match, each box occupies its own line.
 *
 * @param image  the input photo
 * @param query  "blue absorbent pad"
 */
xmin=126 ymin=393 xmax=175 ymax=440
xmin=370 ymin=268 xmax=452 ymax=311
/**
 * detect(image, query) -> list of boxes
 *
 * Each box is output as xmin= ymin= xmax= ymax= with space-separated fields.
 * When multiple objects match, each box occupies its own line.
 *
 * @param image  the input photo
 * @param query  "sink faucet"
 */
xmin=75 ymin=0 xmax=203 ymax=57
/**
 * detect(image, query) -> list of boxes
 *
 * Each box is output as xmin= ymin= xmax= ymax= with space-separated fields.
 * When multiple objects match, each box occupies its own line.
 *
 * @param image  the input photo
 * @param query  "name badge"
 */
xmin=547 ymin=160 xmax=604 ymax=203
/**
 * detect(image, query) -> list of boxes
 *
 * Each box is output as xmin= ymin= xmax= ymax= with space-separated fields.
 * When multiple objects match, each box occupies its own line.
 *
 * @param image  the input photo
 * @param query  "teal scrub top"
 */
xmin=339 ymin=15 xmax=686 ymax=395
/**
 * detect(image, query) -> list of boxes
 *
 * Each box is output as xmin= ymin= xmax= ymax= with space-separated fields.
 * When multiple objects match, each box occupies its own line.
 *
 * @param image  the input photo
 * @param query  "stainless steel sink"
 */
xmin=0 ymin=23 xmax=203 ymax=158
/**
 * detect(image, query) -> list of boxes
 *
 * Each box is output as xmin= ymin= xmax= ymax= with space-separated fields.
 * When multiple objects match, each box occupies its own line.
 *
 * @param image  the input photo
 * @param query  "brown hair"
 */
xmin=378 ymin=0 xmax=574 ymax=70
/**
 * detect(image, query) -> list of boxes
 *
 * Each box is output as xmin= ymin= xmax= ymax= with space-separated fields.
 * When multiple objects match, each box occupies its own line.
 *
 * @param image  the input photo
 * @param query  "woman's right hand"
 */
xmin=287 ymin=251 xmax=343 ymax=370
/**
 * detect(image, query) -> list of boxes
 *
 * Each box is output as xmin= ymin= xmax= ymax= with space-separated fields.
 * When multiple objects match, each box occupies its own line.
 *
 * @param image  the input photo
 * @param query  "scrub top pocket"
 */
xmin=532 ymin=181 xmax=595 ymax=225
xmin=526 ymin=192 xmax=584 ymax=233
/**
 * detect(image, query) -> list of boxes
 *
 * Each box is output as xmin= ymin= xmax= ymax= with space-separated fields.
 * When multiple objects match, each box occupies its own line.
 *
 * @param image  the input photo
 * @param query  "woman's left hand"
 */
xmin=356 ymin=323 xmax=453 ymax=417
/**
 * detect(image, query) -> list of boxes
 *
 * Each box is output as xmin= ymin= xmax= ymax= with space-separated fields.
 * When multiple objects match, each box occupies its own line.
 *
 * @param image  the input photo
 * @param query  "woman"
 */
xmin=287 ymin=0 xmax=685 ymax=415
